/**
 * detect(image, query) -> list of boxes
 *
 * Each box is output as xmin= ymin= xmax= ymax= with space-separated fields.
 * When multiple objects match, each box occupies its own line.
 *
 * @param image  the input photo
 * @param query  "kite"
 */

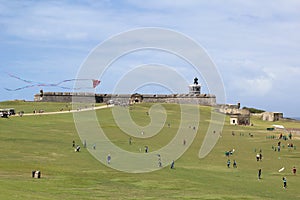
xmin=92 ymin=80 xmax=101 ymax=88
xmin=5 ymin=73 xmax=100 ymax=91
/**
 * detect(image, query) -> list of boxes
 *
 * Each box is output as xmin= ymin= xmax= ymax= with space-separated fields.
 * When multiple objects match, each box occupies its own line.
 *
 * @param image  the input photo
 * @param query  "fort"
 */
xmin=34 ymin=78 xmax=216 ymax=106
xmin=31 ymin=77 xmax=285 ymax=125
xmin=34 ymin=92 xmax=216 ymax=105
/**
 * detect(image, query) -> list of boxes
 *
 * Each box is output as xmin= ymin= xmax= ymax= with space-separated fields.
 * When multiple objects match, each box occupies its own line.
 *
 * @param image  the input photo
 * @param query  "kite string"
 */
xmin=5 ymin=73 xmax=100 ymax=91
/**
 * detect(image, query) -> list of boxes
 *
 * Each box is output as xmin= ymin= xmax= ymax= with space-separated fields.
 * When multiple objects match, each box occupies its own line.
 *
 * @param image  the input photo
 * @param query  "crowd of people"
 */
xmin=225 ymin=130 xmax=297 ymax=189
xmin=72 ymin=126 xmax=297 ymax=190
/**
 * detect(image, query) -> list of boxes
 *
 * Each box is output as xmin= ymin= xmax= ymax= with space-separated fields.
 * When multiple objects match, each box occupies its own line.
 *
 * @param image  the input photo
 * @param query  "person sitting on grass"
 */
xmin=256 ymin=154 xmax=260 ymax=161
xmin=75 ymin=145 xmax=80 ymax=152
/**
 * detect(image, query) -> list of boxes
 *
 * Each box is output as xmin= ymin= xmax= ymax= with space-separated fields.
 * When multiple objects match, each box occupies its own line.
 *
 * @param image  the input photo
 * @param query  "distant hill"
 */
xmin=242 ymin=106 xmax=265 ymax=113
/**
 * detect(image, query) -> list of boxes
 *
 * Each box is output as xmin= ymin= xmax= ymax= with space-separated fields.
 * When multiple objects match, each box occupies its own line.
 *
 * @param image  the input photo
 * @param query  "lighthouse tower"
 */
xmin=189 ymin=77 xmax=201 ymax=95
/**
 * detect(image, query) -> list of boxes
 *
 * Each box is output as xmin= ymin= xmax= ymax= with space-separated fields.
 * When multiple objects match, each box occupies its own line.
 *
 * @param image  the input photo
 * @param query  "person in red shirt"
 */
xmin=292 ymin=166 xmax=296 ymax=175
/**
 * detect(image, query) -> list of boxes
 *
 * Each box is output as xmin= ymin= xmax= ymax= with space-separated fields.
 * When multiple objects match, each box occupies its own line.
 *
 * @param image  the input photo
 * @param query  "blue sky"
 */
xmin=0 ymin=0 xmax=300 ymax=117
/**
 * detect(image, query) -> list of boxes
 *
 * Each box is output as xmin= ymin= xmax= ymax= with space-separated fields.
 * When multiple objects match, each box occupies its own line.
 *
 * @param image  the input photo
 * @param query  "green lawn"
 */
xmin=0 ymin=100 xmax=104 ymax=114
xmin=0 ymin=101 xmax=299 ymax=199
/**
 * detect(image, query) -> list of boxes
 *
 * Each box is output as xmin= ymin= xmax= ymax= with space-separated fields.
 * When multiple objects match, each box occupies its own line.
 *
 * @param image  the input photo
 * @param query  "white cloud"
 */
xmin=0 ymin=0 xmax=300 ymax=116
xmin=0 ymin=1 xmax=129 ymax=42
xmin=234 ymin=76 xmax=273 ymax=97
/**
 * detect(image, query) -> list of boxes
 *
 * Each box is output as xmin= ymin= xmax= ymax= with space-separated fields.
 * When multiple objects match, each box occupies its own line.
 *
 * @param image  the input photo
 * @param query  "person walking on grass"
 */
xmin=233 ymin=160 xmax=237 ymax=168
xmin=129 ymin=137 xmax=132 ymax=145
xmin=282 ymin=177 xmax=287 ymax=189
xmin=259 ymin=153 xmax=263 ymax=161
xmin=292 ymin=166 xmax=296 ymax=175
xmin=170 ymin=160 xmax=175 ymax=169
xmin=258 ymin=169 xmax=262 ymax=180
xmin=227 ymin=159 xmax=231 ymax=168
xmin=107 ymin=154 xmax=111 ymax=164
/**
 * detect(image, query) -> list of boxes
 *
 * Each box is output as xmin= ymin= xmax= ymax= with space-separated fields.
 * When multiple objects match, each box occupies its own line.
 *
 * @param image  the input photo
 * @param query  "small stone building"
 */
xmin=229 ymin=108 xmax=251 ymax=125
xmin=230 ymin=113 xmax=251 ymax=125
xmin=262 ymin=112 xmax=283 ymax=121
xmin=230 ymin=114 xmax=239 ymax=125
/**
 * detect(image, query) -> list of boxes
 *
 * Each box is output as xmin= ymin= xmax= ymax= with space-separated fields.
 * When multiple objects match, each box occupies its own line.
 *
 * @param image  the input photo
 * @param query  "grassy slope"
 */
xmin=0 ymin=101 xmax=104 ymax=113
xmin=0 ymin=102 xmax=299 ymax=200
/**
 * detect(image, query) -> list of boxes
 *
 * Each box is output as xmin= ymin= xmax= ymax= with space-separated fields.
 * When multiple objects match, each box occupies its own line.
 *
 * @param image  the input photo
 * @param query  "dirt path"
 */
xmin=20 ymin=104 xmax=114 ymax=116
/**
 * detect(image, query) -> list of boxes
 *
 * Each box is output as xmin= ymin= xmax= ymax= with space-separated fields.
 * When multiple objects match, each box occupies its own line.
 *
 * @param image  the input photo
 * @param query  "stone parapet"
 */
xmin=34 ymin=92 xmax=216 ymax=106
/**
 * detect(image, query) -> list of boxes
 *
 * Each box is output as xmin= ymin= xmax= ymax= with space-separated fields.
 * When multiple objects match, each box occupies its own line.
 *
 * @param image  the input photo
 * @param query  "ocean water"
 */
xmin=289 ymin=117 xmax=300 ymax=121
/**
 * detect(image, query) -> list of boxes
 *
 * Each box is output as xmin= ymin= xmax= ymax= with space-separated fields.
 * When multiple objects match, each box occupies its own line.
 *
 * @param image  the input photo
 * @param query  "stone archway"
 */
xmin=130 ymin=93 xmax=143 ymax=104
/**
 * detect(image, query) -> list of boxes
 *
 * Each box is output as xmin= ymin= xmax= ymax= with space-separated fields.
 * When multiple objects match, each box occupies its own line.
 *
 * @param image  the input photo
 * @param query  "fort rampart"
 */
xmin=34 ymin=92 xmax=216 ymax=106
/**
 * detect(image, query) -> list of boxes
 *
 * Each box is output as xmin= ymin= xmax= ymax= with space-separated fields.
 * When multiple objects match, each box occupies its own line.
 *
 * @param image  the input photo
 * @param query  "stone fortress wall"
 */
xmin=34 ymin=78 xmax=216 ymax=106
xmin=34 ymin=92 xmax=216 ymax=106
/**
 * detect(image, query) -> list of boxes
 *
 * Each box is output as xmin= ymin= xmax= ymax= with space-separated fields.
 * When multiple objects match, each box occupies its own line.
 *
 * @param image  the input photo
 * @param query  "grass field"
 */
xmin=0 ymin=101 xmax=299 ymax=199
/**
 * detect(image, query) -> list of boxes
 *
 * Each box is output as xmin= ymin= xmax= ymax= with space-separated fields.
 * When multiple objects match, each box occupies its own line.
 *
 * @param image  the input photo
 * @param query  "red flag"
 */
xmin=92 ymin=80 xmax=100 ymax=88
